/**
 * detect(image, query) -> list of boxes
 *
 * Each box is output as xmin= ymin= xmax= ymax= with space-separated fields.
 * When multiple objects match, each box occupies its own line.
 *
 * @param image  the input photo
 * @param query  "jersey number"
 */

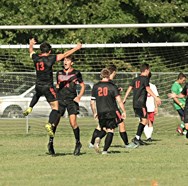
xmin=135 ymin=80 xmax=140 ymax=88
xmin=36 ymin=62 xmax=45 ymax=71
xmin=98 ymin=87 xmax=108 ymax=96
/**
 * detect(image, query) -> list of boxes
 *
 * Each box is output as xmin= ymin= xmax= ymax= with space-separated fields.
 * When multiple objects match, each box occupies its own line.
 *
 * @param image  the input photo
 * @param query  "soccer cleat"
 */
xmin=176 ymin=125 xmax=183 ymax=135
xmin=45 ymin=123 xmax=55 ymax=137
xmin=125 ymin=142 xmax=139 ymax=149
xmin=132 ymin=137 xmax=147 ymax=146
xmin=94 ymin=137 xmax=101 ymax=153
xmin=102 ymin=151 xmax=108 ymax=155
xmin=47 ymin=142 xmax=55 ymax=156
xmin=88 ymin=143 xmax=94 ymax=148
xmin=73 ymin=142 xmax=82 ymax=156
xmin=146 ymin=138 xmax=152 ymax=142
xmin=23 ymin=107 xmax=33 ymax=116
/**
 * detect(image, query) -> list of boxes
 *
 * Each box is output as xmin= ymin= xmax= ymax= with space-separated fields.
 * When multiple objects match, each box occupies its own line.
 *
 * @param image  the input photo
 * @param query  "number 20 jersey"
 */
xmin=91 ymin=81 xmax=120 ymax=115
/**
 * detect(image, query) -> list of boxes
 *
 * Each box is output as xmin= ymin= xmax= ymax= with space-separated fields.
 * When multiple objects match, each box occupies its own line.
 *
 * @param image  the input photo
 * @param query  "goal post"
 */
xmin=0 ymin=23 xmax=188 ymax=134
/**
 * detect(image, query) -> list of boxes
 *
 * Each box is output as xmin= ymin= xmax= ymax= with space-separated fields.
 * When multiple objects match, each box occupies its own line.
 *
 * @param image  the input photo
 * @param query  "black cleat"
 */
xmin=73 ymin=142 xmax=82 ymax=156
xmin=132 ymin=137 xmax=147 ymax=145
xmin=48 ymin=142 xmax=55 ymax=156
xmin=146 ymin=138 xmax=152 ymax=142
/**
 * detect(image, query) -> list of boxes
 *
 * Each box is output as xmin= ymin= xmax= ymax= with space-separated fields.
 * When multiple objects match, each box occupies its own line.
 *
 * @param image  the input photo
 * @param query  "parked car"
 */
xmin=0 ymin=82 xmax=94 ymax=118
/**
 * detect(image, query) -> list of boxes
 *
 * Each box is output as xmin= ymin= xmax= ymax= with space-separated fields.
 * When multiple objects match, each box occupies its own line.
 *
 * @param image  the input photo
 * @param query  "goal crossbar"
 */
xmin=1 ymin=42 xmax=188 ymax=49
xmin=0 ymin=23 xmax=188 ymax=30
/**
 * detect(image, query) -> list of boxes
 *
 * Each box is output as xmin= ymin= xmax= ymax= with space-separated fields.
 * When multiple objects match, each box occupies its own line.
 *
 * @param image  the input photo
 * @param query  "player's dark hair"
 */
xmin=178 ymin=72 xmax=186 ymax=80
xmin=100 ymin=68 xmax=111 ymax=79
xmin=40 ymin=42 xmax=52 ymax=53
xmin=148 ymin=72 xmax=152 ymax=79
xmin=107 ymin=64 xmax=117 ymax=74
xmin=140 ymin=63 xmax=150 ymax=73
xmin=65 ymin=55 xmax=75 ymax=62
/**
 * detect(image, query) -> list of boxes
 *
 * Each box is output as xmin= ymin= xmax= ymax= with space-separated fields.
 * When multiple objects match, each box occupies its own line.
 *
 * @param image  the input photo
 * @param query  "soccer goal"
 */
xmin=0 ymin=23 xmax=188 ymax=134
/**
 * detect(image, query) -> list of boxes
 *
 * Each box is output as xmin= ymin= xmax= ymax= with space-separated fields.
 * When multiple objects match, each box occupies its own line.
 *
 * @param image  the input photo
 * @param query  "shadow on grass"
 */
xmin=41 ymin=152 xmax=87 ymax=157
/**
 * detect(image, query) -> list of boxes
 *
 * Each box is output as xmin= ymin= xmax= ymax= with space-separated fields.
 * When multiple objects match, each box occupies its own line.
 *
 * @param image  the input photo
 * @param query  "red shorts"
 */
xmin=147 ymin=112 xmax=155 ymax=122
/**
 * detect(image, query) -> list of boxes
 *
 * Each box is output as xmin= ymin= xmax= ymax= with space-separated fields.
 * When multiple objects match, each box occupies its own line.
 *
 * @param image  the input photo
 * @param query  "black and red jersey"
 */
xmin=130 ymin=75 xmax=149 ymax=108
xmin=56 ymin=68 xmax=83 ymax=100
xmin=181 ymin=83 xmax=188 ymax=104
xmin=32 ymin=53 xmax=57 ymax=86
xmin=91 ymin=80 xmax=120 ymax=118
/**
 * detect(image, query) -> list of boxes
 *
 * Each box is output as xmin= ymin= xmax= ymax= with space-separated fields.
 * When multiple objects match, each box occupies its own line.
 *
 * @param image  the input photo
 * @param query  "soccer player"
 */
xmin=123 ymin=63 xmax=161 ymax=146
xmin=28 ymin=38 xmax=82 ymax=139
xmin=168 ymin=82 xmax=188 ymax=139
xmin=89 ymin=64 xmax=134 ymax=148
xmin=144 ymin=72 xmax=159 ymax=142
xmin=49 ymin=55 xmax=85 ymax=156
xmin=171 ymin=72 xmax=186 ymax=135
xmin=90 ymin=68 xmax=126 ymax=154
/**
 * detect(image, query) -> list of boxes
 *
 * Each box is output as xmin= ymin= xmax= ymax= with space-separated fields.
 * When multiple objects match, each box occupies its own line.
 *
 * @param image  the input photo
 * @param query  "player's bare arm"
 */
xmin=123 ymin=86 xmax=133 ymax=104
xmin=29 ymin=38 xmax=37 ymax=57
xmin=90 ymin=100 xmax=98 ymax=119
xmin=116 ymin=95 xmax=126 ymax=120
xmin=56 ymin=43 xmax=82 ymax=61
xmin=74 ymin=82 xmax=85 ymax=103
xmin=146 ymin=86 xmax=161 ymax=106
xmin=168 ymin=92 xmax=185 ymax=99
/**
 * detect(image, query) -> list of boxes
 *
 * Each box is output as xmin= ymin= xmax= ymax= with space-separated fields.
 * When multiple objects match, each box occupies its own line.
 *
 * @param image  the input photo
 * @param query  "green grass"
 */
xmin=0 ymin=117 xmax=187 ymax=186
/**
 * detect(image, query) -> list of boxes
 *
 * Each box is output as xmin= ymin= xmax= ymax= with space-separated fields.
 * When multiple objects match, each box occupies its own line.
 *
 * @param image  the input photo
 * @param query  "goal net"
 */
xmin=0 ymin=44 xmax=188 ymax=134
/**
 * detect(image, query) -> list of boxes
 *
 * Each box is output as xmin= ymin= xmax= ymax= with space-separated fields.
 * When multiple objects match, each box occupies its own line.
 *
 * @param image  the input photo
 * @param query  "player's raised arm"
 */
xmin=29 ymin=38 xmax=37 ymax=57
xmin=56 ymin=43 xmax=82 ymax=61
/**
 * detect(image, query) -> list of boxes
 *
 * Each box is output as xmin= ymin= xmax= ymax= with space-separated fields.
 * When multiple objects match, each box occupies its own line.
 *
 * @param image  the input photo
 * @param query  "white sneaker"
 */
xmin=94 ymin=137 xmax=101 ymax=153
xmin=125 ymin=142 xmax=139 ymax=149
xmin=88 ymin=143 xmax=94 ymax=148
xmin=102 ymin=151 xmax=108 ymax=155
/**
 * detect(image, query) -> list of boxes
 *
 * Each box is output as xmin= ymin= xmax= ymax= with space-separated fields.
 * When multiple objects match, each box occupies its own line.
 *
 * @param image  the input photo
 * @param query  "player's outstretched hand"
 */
xmin=76 ymin=43 xmax=82 ymax=50
xmin=167 ymin=93 xmax=177 ymax=99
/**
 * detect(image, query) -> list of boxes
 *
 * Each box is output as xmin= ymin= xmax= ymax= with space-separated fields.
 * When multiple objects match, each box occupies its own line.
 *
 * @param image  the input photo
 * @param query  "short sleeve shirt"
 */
xmin=146 ymin=83 xmax=159 ymax=112
xmin=181 ymin=83 xmax=188 ymax=105
xmin=171 ymin=81 xmax=186 ymax=110
xmin=32 ymin=53 xmax=57 ymax=86
xmin=130 ymin=75 xmax=149 ymax=108
xmin=91 ymin=81 xmax=120 ymax=117
xmin=56 ymin=69 xmax=83 ymax=100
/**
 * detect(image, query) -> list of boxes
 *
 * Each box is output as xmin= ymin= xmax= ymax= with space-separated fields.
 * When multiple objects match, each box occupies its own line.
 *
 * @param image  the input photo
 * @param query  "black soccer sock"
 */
xmin=29 ymin=94 xmax=40 ymax=108
xmin=136 ymin=123 xmax=145 ymax=138
xmin=99 ymin=129 xmax=107 ymax=139
xmin=186 ymin=130 xmax=188 ymax=139
xmin=73 ymin=127 xmax=80 ymax=143
xmin=120 ymin=131 xmax=129 ymax=145
xmin=49 ymin=126 xmax=57 ymax=143
xmin=49 ymin=109 xmax=59 ymax=125
xmin=103 ymin=132 xmax=114 ymax=152
xmin=90 ymin=129 xmax=101 ymax=144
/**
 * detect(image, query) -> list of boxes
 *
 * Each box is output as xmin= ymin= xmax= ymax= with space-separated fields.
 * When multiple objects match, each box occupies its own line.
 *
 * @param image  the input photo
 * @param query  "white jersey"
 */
xmin=146 ymin=83 xmax=159 ymax=112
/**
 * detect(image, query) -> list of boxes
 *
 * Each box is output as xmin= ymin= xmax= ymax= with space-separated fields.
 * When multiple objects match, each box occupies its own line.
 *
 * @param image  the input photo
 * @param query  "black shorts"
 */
xmin=134 ymin=107 xmax=147 ymax=119
xmin=58 ymin=99 xmax=79 ymax=116
xmin=115 ymin=109 xmax=123 ymax=125
xmin=183 ymin=106 xmax=188 ymax=123
xmin=35 ymin=85 xmax=57 ymax=102
xmin=177 ymin=109 xmax=184 ymax=121
xmin=98 ymin=118 xmax=118 ymax=129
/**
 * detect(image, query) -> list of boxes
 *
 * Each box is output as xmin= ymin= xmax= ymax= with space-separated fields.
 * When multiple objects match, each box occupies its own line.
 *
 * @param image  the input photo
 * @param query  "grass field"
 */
xmin=0 ymin=116 xmax=188 ymax=186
